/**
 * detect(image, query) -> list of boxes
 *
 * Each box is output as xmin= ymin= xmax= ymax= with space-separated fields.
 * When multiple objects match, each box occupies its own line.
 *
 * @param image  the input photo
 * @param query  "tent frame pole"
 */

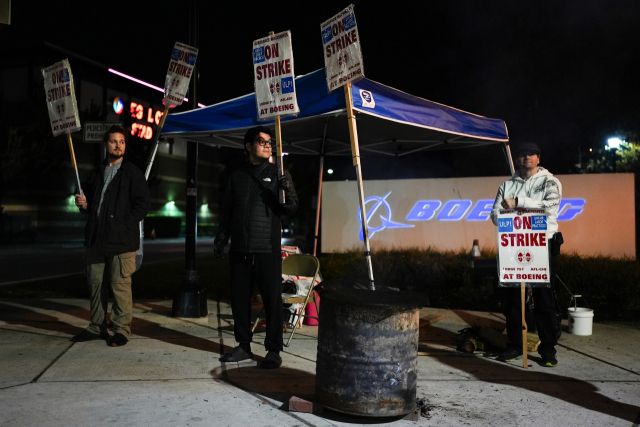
xmin=504 ymin=142 xmax=516 ymax=175
xmin=313 ymin=119 xmax=329 ymax=256
xmin=344 ymin=82 xmax=375 ymax=290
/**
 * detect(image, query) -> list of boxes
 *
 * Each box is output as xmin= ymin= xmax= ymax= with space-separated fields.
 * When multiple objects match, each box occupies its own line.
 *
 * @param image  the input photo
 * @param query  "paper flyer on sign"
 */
xmin=163 ymin=42 xmax=198 ymax=108
xmin=41 ymin=59 xmax=81 ymax=137
xmin=320 ymin=4 xmax=364 ymax=92
xmin=253 ymin=30 xmax=299 ymax=120
xmin=497 ymin=209 xmax=550 ymax=287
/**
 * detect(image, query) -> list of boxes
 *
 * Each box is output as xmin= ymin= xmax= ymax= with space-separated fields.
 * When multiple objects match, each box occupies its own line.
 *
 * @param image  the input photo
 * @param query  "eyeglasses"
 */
xmin=253 ymin=139 xmax=272 ymax=147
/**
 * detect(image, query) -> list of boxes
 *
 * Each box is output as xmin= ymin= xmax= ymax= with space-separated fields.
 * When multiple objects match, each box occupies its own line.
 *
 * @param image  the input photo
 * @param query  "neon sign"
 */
xmin=359 ymin=195 xmax=586 ymax=240
xmin=129 ymin=102 xmax=163 ymax=140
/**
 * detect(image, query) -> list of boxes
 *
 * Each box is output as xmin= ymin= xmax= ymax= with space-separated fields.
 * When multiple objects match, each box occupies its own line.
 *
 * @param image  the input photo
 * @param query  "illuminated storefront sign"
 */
xmin=113 ymin=97 xmax=124 ymax=114
xmin=130 ymin=102 xmax=163 ymax=140
xmin=358 ymin=194 xmax=585 ymax=241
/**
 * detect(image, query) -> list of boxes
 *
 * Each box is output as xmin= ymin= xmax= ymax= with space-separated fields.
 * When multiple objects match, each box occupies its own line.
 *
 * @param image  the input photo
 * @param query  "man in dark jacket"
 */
xmin=72 ymin=125 xmax=150 ymax=347
xmin=215 ymin=126 xmax=298 ymax=369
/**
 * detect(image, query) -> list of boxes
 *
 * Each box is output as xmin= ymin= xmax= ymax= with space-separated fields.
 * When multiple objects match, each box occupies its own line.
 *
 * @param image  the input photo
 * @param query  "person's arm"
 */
xmin=215 ymin=175 xmax=234 ymax=247
xmin=279 ymin=170 xmax=298 ymax=216
xmin=75 ymin=171 xmax=96 ymax=214
xmin=490 ymin=183 xmax=505 ymax=226
xmin=516 ymin=177 xmax=562 ymax=219
xmin=123 ymin=171 xmax=151 ymax=229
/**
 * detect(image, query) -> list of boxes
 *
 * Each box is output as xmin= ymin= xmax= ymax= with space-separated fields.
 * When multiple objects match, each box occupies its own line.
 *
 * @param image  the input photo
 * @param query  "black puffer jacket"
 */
xmin=216 ymin=161 xmax=298 ymax=254
xmin=80 ymin=159 xmax=150 ymax=253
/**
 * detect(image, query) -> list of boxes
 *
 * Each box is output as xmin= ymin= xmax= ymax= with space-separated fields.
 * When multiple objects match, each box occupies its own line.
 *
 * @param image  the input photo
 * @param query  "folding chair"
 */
xmin=251 ymin=254 xmax=320 ymax=347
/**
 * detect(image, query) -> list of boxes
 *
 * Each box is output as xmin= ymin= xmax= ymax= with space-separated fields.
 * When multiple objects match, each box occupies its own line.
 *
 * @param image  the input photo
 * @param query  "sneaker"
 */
xmin=541 ymin=353 xmax=558 ymax=367
xmin=497 ymin=348 xmax=523 ymax=362
xmin=260 ymin=351 xmax=282 ymax=369
xmin=108 ymin=333 xmax=128 ymax=347
xmin=219 ymin=346 xmax=253 ymax=363
xmin=71 ymin=330 xmax=109 ymax=342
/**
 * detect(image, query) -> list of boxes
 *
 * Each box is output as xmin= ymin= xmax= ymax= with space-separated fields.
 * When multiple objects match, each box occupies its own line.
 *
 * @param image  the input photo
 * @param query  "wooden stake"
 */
xmin=145 ymin=106 xmax=170 ymax=180
xmin=67 ymin=133 xmax=82 ymax=194
xmin=344 ymin=82 xmax=375 ymax=290
xmin=268 ymin=30 xmax=285 ymax=204
xmin=521 ymin=281 xmax=528 ymax=369
xmin=274 ymin=114 xmax=285 ymax=204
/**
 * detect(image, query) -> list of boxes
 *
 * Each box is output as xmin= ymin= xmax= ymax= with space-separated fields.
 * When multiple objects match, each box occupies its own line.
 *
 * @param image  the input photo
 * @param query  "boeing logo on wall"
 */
xmin=358 ymin=194 xmax=586 ymax=241
xmin=358 ymin=192 xmax=413 ymax=241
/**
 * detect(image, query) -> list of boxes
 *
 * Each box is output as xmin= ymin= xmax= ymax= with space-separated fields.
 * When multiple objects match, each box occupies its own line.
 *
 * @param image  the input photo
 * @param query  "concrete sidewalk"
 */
xmin=0 ymin=298 xmax=638 ymax=426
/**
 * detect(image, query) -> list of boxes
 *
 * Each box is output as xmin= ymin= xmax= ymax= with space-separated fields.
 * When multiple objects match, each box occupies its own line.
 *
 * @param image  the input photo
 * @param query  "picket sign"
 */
xmin=253 ymin=30 xmax=299 ymax=204
xmin=497 ymin=209 xmax=551 ymax=368
xmin=41 ymin=59 xmax=82 ymax=194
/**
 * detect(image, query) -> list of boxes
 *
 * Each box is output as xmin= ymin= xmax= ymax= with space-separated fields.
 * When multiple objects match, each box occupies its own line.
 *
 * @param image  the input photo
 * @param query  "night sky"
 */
xmin=4 ymin=0 xmax=640 ymax=178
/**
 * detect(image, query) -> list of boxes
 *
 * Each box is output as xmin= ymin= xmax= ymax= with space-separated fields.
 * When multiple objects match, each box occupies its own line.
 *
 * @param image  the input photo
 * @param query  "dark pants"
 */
xmin=504 ymin=239 xmax=559 ymax=356
xmin=229 ymin=251 xmax=283 ymax=352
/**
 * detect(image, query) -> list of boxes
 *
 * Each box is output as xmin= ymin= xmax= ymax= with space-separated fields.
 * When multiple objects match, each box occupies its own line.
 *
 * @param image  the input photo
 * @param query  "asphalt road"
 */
xmin=0 ymin=238 xmax=215 ymax=286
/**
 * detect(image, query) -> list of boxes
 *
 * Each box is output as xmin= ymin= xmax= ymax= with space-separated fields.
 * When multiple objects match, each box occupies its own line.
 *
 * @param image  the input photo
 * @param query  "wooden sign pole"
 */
xmin=67 ymin=133 xmax=82 ymax=194
xmin=268 ymin=30 xmax=285 ymax=204
xmin=521 ymin=281 xmax=528 ymax=369
xmin=145 ymin=106 xmax=170 ymax=180
xmin=344 ymin=82 xmax=375 ymax=290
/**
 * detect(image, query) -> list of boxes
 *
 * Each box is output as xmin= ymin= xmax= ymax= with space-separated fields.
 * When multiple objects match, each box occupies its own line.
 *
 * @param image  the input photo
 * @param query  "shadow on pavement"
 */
xmin=421 ymin=314 xmax=640 ymax=425
xmin=2 ymin=299 xmax=639 ymax=424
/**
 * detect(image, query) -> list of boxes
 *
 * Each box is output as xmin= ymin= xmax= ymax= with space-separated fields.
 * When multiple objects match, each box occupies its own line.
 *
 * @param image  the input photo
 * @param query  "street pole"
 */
xmin=172 ymin=0 xmax=207 ymax=318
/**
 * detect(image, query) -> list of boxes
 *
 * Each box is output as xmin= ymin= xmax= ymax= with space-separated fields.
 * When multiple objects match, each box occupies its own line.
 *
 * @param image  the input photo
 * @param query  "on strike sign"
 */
xmin=253 ymin=30 xmax=299 ymax=120
xmin=42 ymin=59 xmax=81 ymax=136
xmin=497 ymin=209 xmax=550 ymax=287
xmin=320 ymin=4 xmax=364 ymax=92
xmin=164 ymin=42 xmax=198 ymax=108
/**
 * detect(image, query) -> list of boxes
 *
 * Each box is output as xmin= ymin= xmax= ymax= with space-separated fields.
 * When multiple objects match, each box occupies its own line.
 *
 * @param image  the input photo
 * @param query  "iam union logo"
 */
xmin=515 ymin=250 xmax=534 ymax=266
xmin=358 ymin=192 xmax=413 ymax=241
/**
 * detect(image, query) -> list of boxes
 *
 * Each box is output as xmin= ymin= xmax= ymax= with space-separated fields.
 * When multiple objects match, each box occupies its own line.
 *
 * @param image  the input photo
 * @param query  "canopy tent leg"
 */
xmin=344 ymin=83 xmax=375 ymax=290
xmin=503 ymin=142 xmax=516 ymax=175
xmin=313 ymin=119 xmax=329 ymax=256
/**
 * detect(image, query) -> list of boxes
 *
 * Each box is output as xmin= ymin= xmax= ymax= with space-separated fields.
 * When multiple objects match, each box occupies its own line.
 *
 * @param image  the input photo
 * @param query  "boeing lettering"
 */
xmin=357 ymin=196 xmax=586 ymax=240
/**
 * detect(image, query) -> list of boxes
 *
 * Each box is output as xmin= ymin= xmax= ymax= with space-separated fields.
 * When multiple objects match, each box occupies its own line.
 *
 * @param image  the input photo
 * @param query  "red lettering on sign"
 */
xmin=501 ymin=235 xmax=508 ymax=247
xmin=523 ymin=216 xmax=532 ymax=229
xmin=516 ymin=234 xmax=525 ymax=246
xmin=514 ymin=217 xmax=521 ymax=229
xmin=540 ymin=234 xmax=547 ymax=246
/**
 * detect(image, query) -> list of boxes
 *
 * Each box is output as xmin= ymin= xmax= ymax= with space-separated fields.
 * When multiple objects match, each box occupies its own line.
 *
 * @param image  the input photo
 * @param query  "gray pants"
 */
xmin=85 ymin=248 xmax=136 ymax=339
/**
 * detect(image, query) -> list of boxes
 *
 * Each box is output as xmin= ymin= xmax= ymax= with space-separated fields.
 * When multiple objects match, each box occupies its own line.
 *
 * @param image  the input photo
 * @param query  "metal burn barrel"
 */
xmin=315 ymin=285 xmax=426 ymax=417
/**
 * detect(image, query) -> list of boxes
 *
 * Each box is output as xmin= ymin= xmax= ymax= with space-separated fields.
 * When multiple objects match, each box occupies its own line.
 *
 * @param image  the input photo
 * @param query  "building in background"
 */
xmin=0 ymin=41 xmax=220 ymax=242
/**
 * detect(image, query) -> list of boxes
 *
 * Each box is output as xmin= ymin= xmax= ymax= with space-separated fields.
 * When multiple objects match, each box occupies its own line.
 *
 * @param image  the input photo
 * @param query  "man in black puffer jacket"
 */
xmin=73 ymin=125 xmax=150 ymax=347
xmin=215 ymin=126 xmax=298 ymax=369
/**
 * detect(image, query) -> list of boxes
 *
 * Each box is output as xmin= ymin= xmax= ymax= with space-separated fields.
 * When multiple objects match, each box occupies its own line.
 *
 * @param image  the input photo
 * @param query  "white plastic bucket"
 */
xmin=568 ymin=307 xmax=594 ymax=336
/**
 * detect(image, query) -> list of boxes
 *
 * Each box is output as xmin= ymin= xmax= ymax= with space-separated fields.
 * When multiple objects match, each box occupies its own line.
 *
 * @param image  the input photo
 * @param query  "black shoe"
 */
xmin=108 ymin=333 xmax=128 ymax=347
xmin=219 ymin=346 xmax=253 ymax=362
xmin=260 ymin=351 xmax=282 ymax=369
xmin=541 ymin=353 xmax=558 ymax=367
xmin=497 ymin=348 xmax=523 ymax=362
xmin=71 ymin=330 xmax=109 ymax=342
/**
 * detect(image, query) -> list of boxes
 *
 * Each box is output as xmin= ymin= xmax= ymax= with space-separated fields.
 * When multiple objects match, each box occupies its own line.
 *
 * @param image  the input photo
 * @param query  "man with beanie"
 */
xmin=73 ymin=125 xmax=150 ymax=347
xmin=214 ymin=126 xmax=298 ymax=369
xmin=491 ymin=142 xmax=564 ymax=367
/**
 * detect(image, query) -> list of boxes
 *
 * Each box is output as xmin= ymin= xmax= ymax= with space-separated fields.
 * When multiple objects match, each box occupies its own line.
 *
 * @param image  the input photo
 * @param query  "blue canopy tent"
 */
xmin=161 ymin=68 xmax=513 ymax=255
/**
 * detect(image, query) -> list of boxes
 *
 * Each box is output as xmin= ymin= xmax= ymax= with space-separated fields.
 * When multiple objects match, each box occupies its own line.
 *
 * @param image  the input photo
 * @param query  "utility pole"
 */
xmin=172 ymin=0 xmax=207 ymax=318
